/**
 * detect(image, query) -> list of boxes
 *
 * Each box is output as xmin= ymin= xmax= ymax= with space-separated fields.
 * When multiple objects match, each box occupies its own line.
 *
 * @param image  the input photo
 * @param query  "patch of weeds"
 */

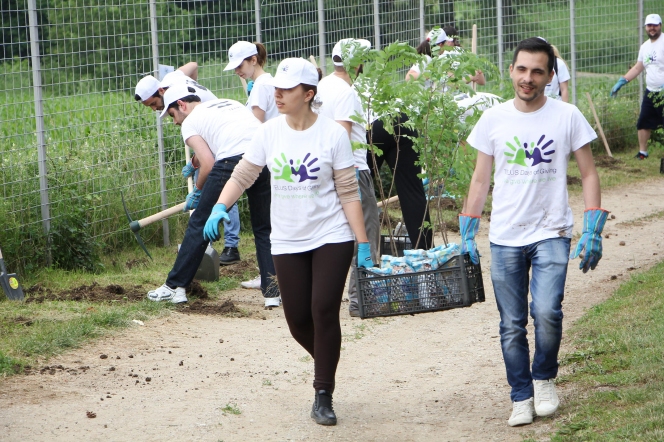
xmin=298 ymin=355 xmax=312 ymax=363
xmin=262 ymin=379 xmax=272 ymax=386
xmin=221 ymin=403 xmax=241 ymax=415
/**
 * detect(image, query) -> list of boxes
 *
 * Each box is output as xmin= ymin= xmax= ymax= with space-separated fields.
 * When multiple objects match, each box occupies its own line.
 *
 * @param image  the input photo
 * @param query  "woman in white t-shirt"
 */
xmin=543 ymin=45 xmax=570 ymax=102
xmin=203 ymin=58 xmax=373 ymax=427
xmin=224 ymin=41 xmax=279 ymax=122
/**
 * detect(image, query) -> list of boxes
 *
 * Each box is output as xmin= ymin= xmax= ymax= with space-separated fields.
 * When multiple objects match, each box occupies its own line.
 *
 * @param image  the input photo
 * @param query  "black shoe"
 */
xmin=219 ymin=247 xmax=240 ymax=265
xmin=635 ymin=152 xmax=649 ymax=160
xmin=311 ymin=390 xmax=337 ymax=426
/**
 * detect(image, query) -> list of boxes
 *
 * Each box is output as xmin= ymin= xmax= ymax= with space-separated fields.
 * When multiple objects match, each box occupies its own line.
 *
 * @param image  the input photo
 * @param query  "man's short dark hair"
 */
xmin=134 ymin=90 xmax=160 ymax=102
xmin=166 ymin=93 xmax=201 ymax=111
xmin=512 ymin=37 xmax=555 ymax=73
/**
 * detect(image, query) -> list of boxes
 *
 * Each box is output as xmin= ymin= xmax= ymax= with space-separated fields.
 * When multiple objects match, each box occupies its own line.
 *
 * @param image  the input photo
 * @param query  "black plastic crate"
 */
xmin=379 ymin=234 xmax=412 ymax=257
xmin=354 ymin=253 xmax=485 ymax=319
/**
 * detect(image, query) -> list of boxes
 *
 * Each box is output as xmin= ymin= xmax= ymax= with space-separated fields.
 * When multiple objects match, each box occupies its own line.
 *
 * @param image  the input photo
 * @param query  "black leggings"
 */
xmin=272 ymin=241 xmax=354 ymax=392
xmin=368 ymin=114 xmax=433 ymax=249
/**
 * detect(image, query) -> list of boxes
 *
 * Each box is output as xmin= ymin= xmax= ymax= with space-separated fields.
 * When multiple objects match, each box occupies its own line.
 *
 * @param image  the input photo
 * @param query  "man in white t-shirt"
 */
xmin=460 ymin=37 xmax=608 ymax=427
xmin=611 ymin=13 xmax=664 ymax=160
xmin=317 ymin=38 xmax=380 ymax=317
xmin=146 ymin=84 xmax=279 ymax=307
xmin=134 ymin=63 xmax=244 ymax=265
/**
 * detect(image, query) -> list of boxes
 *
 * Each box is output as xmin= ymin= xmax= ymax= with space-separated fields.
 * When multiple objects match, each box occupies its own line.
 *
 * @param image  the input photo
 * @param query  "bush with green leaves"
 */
xmin=347 ymin=39 xmax=499 ymax=245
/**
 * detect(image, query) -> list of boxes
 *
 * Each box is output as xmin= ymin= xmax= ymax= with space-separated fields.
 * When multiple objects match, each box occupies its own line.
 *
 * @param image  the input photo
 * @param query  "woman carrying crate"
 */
xmin=203 ymin=57 xmax=373 ymax=426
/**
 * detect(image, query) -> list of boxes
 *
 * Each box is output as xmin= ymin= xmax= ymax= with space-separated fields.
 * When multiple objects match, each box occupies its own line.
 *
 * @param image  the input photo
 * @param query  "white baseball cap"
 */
xmin=224 ymin=41 xmax=258 ymax=71
xmin=134 ymin=75 xmax=160 ymax=101
xmin=332 ymin=38 xmax=372 ymax=67
xmin=159 ymin=83 xmax=199 ymax=118
xmin=645 ymin=13 xmax=662 ymax=25
xmin=427 ymin=28 xmax=453 ymax=45
xmin=268 ymin=58 xmax=319 ymax=89
xmin=159 ymin=70 xmax=186 ymax=89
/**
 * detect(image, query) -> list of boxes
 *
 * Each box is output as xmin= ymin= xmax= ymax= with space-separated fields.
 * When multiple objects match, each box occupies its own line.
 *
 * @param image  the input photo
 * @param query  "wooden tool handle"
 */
xmin=138 ymin=202 xmax=186 ymax=228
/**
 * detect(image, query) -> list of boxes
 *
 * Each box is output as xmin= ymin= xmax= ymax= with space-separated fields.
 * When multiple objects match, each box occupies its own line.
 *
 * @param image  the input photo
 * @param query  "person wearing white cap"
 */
xmin=147 ymin=83 xmax=278 ymax=306
xmin=224 ymin=41 xmax=279 ymax=123
xmin=611 ymin=13 xmax=664 ymax=160
xmin=224 ymin=40 xmax=281 ymax=289
xmin=202 ymin=57 xmax=374 ymax=426
xmin=134 ymin=63 xmax=244 ymax=266
xmin=316 ymin=38 xmax=380 ymax=318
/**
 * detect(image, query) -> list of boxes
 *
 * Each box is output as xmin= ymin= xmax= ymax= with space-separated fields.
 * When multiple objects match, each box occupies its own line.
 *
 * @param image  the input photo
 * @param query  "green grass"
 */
xmin=549 ymin=260 xmax=664 ymax=441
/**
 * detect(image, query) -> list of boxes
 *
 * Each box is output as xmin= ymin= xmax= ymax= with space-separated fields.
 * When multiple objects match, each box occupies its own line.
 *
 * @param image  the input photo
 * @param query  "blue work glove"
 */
xmin=459 ymin=214 xmax=481 ymax=265
xmin=246 ymin=80 xmax=254 ymax=95
xmin=181 ymin=160 xmax=196 ymax=179
xmin=183 ymin=188 xmax=202 ymax=212
xmin=203 ymin=204 xmax=230 ymax=242
xmin=570 ymin=208 xmax=609 ymax=273
xmin=357 ymin=242 xmax=374 ymax=268
xmin=610 ymin=77 xmax=628 ymax=97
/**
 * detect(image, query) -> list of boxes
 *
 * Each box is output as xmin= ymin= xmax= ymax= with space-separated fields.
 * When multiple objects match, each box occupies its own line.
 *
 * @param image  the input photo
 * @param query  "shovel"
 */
xmin=0 ymin=245 xmax=24 ymax=301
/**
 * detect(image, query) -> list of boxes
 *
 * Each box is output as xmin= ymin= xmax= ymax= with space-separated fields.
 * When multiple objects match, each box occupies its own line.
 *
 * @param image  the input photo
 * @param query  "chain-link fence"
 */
xmin=0 ymin=0 xmax=659 ymax=272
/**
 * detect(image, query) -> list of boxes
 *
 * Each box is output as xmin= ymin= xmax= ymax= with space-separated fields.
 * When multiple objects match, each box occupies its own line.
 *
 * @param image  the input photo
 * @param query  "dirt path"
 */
xmin=2 ymin=178 xmax=663 ymax=442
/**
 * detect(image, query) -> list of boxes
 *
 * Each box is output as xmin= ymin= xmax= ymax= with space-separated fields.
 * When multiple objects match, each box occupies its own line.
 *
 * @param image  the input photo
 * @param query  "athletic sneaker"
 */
xmin=241 ymin=275 xmax=261 ymax=289
xmin=147 ymin=284 xmax=187 ymax=304
xmin=220 ymin=247 xmax=241 ymax=265
xmin=265 ymin=297 xmax=281 ymax=308
xmin=508 ymin=398 xmax=534 ymax=427
xmin=634 ymin=152 xmax=649 ymax=160
xmin=533 ymin=379 xmax=559 ymax=416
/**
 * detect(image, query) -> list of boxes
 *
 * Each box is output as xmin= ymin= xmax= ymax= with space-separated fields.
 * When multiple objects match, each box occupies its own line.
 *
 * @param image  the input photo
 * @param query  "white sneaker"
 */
xmin=241 ymin=275 xmax=261 ymax=289
xmin=534 ymin=379 xmax=559 ymax=416
xmin=508 ymin=398 xmax=534 ymax=427
xmin=264 ymin=297 xmax=281 ymax=308
xmin=148 ymin=284 xmax=186 ymax=303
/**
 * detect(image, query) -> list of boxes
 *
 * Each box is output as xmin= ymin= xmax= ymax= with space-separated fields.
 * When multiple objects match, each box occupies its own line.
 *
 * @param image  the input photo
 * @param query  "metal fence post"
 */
xmin=419 ymin=0 xmax=425 ymax=42
xmin=497 ymin=0 xmax=504 ymax=81
xmin=149 ymin=0 xmax=170 ymax=247
xmin=317 ymin=0 xmax=326 ymax=75
xmin=373 ymin=0 xmax=381 ymax=50
xmin=28 ymin=0 xmax=52 ymax=265
xmin=254 ymin=0 xmax=262 ymax=43
xmin=569 ymin=0 xmax=577 ymax=105
xmin=638 ymin=0 xmax=643 ymax=98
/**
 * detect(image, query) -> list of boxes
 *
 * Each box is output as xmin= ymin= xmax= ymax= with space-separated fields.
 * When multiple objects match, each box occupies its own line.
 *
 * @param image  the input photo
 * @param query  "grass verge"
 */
xmin=549 ymin=260 xmax=664 ymax=441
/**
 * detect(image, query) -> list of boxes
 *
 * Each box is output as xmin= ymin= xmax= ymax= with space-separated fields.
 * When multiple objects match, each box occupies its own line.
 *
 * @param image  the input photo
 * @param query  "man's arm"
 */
xmin=178 ymin=62 xmax=199 ymax=80
xmin=336 ymin=120 xmax=352 ymax=138
xmin=573 ymin=144 xmax=601 ymax=209
xmin=462 ymin=151 xmax=493 ymax=216
xmin=184 ymin=135 xmax=215 ymax=189
xmin=622 ymin=61 xmax=645 ymax=82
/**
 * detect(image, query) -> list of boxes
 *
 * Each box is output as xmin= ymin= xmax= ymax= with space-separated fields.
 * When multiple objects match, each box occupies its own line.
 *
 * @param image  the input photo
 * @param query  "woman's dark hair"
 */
xmin=512 ymin=37 xmax=555 ymax=73
xmin=443 ymin=25 xmax=460 ymax=46
xmin=415 ymin=39 xmax=432 ymax=56
xmin=245 ymin=42 xmax=268 ymax=67
xmin=301 ymin=68 xmax=324 ymax=109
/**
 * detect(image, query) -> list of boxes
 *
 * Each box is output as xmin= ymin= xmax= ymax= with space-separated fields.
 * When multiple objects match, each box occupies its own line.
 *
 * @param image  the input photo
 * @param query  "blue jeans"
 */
xmin=223 ymin=204 xmax=240 ymax=248
xmin=167 ymin=156 xmax=278 ymax=298
xmin=489 ymin=238 xmax=571 ymax=402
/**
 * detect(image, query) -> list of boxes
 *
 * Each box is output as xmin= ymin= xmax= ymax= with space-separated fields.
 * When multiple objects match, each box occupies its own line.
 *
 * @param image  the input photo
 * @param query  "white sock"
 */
xmin=640 ymin=151 xmax=648 ymax=156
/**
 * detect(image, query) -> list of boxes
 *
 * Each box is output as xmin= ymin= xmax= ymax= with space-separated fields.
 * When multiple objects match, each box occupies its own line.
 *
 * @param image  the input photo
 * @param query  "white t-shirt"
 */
xmin=544 ymin=58 xmax=571 ymax=100
xmin=181 ymin=99 xmax=260 ymax=161
xmin=160 ymin=70 xmax=218 ymax=103
xmin=466 ymin=98 xmax=597 ymax=247
xmin=638 ymin=36 xmax=664 ymax=92
xmin=247 ymin=72 xmax=280 ymax=121
xmin=242 ymin=115 xmax=356 ymax=254
xmin=316 ymin=74 xmax=369 ymax=170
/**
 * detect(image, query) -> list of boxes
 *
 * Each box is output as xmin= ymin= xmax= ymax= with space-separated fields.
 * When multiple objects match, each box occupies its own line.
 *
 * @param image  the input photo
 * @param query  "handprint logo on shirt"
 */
xmin=273 ymin=152 xmax=320 ymax=183
xmin=526 ymin=134 xmax=555 ymax=166
xmin=291 ymin=153 xmax=320 ymax=182
xmin=504 ymin=134 xmax=555 ymax=167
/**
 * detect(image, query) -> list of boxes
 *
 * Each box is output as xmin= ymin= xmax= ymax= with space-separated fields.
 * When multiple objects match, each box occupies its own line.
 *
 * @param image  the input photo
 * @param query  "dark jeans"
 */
xmin=367 ymin=114 xmax=433 ymax=249
xmin=167 ymin=156 xmax=278 ymax=298
xmin=272 ymin=241 xmax=354 ymax=392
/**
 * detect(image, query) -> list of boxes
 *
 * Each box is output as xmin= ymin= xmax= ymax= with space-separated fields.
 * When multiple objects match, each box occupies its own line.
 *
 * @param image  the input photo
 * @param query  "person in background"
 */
xmin=203 ymin=58 xmax=373 ymax=426
xmin=541 ymin=41 xmax=570 ymax=102
xmin=610 ymin=13 xmax=664 ymax=160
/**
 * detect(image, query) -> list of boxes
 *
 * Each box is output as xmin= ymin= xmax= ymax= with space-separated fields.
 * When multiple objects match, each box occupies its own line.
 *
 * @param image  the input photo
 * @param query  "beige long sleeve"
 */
xmin=333 ymin=166 xmax=361 ymax=204
xmin=228 ymin=158 xmax=263 ymax=193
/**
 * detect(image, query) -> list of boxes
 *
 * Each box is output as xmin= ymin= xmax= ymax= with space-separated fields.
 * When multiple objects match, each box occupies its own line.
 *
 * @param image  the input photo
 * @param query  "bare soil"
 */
xmin=1 ymin=178 xmax=664 ymax=442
